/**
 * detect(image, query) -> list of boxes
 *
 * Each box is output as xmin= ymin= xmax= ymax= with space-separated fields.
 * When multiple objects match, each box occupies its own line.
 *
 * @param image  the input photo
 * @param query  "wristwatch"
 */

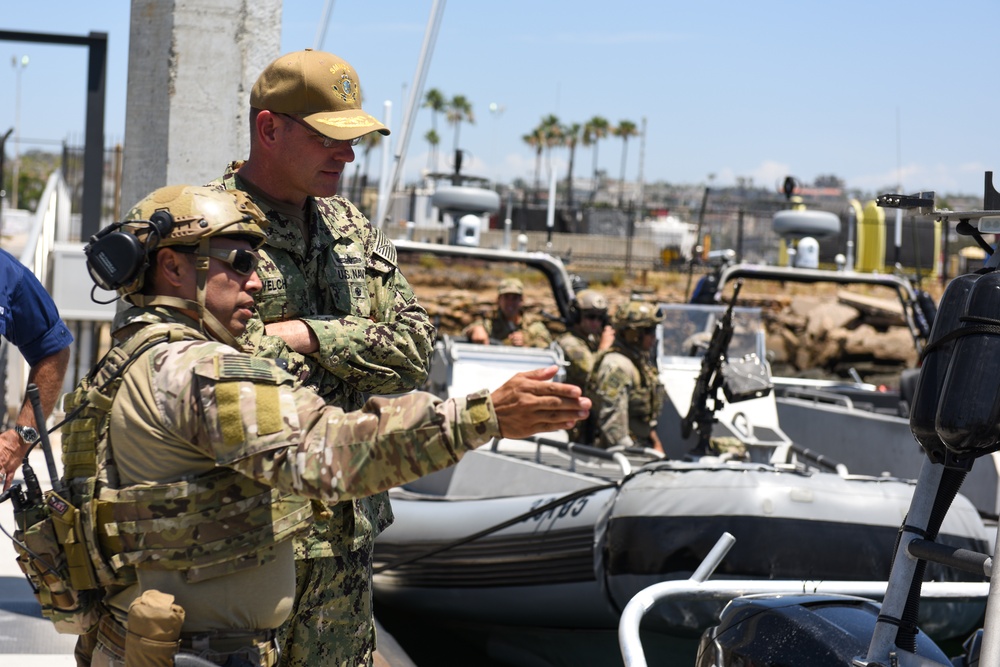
xmin=15 ymin=425 xmax=40 ymax=447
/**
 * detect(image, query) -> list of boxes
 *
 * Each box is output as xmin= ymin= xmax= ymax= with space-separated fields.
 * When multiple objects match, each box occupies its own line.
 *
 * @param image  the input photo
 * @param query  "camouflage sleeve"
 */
xmin=591 ymin=354 xmax=635 ymax=448
xmin=300 ymin=283 xmax=433 ymax=394
xmin=241 ymin=315 xmax=313 ymax=385
xmin=462 ymin=318 xmax=489 ymax=339
xmin=186 ymin=348 xmax=499 ymax=502
xmin=299 ymin=227 xmax=435 ymax=395
xmin=525 ymin=320 xmax=554 ymax=348
xmin=557 ymin=334 xmax=594 ymax=389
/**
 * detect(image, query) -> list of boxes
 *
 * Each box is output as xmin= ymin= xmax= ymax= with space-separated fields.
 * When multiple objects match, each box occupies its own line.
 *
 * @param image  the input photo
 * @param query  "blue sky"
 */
xmin=2 ymin=0 xmax=999 ymax=199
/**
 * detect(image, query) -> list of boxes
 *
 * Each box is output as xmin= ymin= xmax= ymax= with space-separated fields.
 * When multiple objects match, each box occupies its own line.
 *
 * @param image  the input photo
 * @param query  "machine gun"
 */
xmin=680 ymin=280 xmax=744 ymax=455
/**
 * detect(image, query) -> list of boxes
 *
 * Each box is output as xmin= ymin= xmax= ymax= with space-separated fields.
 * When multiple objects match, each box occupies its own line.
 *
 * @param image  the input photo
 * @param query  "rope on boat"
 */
xmin=373 ymin=481 xmax=618 ymax=574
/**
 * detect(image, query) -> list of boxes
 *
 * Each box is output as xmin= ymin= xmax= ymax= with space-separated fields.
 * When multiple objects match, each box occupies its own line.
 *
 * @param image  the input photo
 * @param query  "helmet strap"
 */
xmin=127 ymin=238 xmax=244 ymax=351
xmin=190 ymin=236 xmax=243 ymax=350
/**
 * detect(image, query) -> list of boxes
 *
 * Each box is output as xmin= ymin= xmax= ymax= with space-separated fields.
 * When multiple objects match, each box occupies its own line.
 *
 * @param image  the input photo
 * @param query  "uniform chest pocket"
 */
xmin=322 ymin=254 xmax=371 ymax=318
xmin=254 ymin=257 xmax=307 ymax=322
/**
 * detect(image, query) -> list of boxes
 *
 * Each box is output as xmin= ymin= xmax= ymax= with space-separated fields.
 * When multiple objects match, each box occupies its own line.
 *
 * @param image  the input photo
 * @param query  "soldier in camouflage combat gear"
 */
xmin=464 ymin=278 xmax=554 ymax=348
xmin=584 ymin=299 xmax=666 ymax=452
xmin=76 ymin=184 xmax=589 ymax=667
xmin=556 ymin=289 xmax=614 ymax=390
xmin=204 ymin=50 xmax=435 ymax=667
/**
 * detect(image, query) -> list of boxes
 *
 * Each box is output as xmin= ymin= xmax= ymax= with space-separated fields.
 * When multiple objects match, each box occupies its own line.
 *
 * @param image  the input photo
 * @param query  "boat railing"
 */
xmin=517 ymin=435 xmax=634 ymax=477
xmin=617 ymin=532 xmax=991 ymax=667
xmin=777 ymin=386 xmax=856 ymax=409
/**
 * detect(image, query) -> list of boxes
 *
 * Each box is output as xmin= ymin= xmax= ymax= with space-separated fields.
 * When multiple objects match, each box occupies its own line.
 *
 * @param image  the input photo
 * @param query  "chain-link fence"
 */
xmin=59 ymin=142 xmax=124 ymax=237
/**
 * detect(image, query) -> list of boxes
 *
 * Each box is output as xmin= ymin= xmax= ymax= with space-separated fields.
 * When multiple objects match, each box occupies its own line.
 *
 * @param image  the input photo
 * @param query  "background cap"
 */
xmin=498 ymin=278 xmax=524 ymax=295
xmin=251 ymin=49 xmax=389 ymax=141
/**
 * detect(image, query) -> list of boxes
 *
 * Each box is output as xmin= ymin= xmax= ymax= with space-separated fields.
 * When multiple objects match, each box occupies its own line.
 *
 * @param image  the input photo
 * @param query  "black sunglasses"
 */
xmin=173 ymin=246 xmax=260 ymax=276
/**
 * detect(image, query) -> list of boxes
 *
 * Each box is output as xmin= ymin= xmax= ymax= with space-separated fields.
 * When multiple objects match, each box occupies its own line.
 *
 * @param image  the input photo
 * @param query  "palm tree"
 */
xmin=522 ymin=126 xmax=546 ymax=203
xmin=613 ymin=119 xmax=639 ymax=208
xmin=562 ymin=122 xmax=581 ymax=208
xmin=423 ymin=88 xmax=447 ymax=172
xmin=423 ymin=129 xmax=440 ymax=171
xmin=583 ymin=116 xmax=610 ymax=202
xmin=446 ymin=94 xmax=475 ymax=159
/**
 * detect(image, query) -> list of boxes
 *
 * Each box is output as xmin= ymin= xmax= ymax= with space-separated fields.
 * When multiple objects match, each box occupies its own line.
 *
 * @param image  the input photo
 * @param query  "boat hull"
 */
xmin=374 ymin=453 xmax=989 ymax=640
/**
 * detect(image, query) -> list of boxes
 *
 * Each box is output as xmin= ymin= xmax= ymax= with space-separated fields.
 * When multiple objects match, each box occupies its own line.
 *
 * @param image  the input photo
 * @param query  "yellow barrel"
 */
xmin=856 ymin=200 xmax=885 ymax=272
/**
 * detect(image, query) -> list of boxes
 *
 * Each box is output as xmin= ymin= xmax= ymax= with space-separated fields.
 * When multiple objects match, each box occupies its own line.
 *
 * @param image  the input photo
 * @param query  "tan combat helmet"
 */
xmin=612 ymin=300 xmax=664 ymax=347
xmin=570 ymin=289 xmax=609 ymax=326
xmin=612 ymin=300 xmax=664 ymax=332
xmin=93 ymin=185 xmax=267 ymax=349
xmin=575 ymin=289 xmax=608 ymax=313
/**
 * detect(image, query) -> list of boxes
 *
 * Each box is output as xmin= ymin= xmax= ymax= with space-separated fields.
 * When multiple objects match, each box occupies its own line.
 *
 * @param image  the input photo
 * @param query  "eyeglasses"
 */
xmin=173 ymin=246 xmax=260 ymax=276
xmin=277 ymin=113 xmax=362 ymax=148
xmin=583 ymin=312 xmax=606 ymax=321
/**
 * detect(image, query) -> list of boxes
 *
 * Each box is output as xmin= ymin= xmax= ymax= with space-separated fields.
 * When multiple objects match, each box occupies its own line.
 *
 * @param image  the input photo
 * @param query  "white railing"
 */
xmin=3 ymin=171 xmax=114 ymax=424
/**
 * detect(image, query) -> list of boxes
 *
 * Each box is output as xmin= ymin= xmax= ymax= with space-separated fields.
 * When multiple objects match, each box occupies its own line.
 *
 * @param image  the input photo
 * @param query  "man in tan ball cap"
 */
xmin=208 ymin=49 xmax=434 ymax=667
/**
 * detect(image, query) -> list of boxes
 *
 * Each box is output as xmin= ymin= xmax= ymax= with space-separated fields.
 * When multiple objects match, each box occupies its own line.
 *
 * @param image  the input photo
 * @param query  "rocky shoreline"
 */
xmin=404 ymin=268 xmax=922 ymax=390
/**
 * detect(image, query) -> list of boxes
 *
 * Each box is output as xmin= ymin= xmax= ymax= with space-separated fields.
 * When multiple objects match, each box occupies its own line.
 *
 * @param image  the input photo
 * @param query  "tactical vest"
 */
xmin=15 ymin=323 xmax=311 ymax=634
xmin=581 ymin=345 xmax=665 ymax=448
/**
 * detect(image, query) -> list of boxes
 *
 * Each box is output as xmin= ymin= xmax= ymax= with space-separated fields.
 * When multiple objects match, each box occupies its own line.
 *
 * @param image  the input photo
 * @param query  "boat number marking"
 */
xmin=526 ymin=496 xmax=588 ymax=523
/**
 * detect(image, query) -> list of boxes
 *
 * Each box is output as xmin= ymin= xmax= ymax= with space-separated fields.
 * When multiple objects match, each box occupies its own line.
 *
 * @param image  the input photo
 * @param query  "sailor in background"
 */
xmin=556 ymin=289 xmax=614 ymax=390
xmin=584 ymin=300 xmax=665 ymax=453
xmin=465 ymin=278 xmax=553 ymax=347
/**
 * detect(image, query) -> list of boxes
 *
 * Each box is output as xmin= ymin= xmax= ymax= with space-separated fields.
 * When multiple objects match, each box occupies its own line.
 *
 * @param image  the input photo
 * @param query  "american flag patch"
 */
xmin=372 ymin=228 xmax=397 ymax=266
xmin=218 ymin=355 xmax=276 ymax=382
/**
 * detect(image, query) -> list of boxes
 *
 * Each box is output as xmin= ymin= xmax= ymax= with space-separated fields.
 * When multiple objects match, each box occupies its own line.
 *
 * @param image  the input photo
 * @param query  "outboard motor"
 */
xmin=695 ymin=594 xmax=951 ymax=667
xmin=936 ymin=269 xmax=1000 ymax=456
xmin=908 ymin=271 xmax=980 ymax=460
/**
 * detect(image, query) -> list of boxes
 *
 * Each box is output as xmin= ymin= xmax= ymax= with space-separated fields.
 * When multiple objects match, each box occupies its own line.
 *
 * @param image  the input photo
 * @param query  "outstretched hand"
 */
xmin=491 ymin=366 xmax=591 ymax=439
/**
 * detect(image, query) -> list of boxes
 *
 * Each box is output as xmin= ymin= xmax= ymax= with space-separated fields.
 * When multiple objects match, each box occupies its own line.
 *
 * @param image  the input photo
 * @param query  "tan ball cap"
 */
xmin=251 ymin=49 xmax=390 ymax=141
xmin=498 ymin=278 xmax=524 ymax=296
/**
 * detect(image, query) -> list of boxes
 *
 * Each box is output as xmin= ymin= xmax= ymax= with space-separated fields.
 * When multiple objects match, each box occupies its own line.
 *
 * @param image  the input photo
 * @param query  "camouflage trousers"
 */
xmin=276 ymin=549 xmax=376 ymax=667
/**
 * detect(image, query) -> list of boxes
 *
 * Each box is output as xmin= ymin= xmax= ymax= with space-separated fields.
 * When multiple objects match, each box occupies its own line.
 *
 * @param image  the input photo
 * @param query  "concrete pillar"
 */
xmin=121 ymin=0 xmax=282 ymax=211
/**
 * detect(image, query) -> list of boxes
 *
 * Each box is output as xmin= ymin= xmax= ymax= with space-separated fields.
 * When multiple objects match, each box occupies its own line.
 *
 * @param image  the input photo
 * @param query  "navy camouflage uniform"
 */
xmin=215 ymin=162 xmax=435 ymax=666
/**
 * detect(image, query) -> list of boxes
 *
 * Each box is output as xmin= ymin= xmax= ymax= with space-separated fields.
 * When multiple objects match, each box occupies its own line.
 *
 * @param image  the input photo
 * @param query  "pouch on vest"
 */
xmin=125 ymin=589 xmax=185 ymax=667
xmin=13 ymin=490 xmax=102 ymax=634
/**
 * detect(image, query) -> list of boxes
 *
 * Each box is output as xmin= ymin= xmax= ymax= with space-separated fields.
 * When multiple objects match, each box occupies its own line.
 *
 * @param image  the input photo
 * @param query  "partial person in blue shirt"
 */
xmin=0 ymin=247 xmax=73 ymax=490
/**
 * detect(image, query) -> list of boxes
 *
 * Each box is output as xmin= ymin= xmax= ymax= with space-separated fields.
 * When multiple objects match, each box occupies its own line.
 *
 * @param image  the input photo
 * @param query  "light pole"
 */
xmin=488 ymin=102 xmax=504 ymax=189
xmin=11 ymin=54 xmax=28 ymax=211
